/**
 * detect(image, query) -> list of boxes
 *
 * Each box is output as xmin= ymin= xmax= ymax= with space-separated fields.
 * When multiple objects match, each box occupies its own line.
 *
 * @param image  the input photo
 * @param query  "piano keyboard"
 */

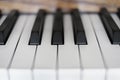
xmin=0 ymin=8 xmax=120 ymax=80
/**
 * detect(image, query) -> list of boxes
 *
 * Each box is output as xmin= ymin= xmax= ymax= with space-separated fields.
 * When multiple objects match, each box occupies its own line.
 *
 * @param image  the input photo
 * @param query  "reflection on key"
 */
xmin=0 ymin=10 xmax=19 ymax=45
xmin=99 ymin=8 xmax=120 ymax=44
xmin=51 ymin=8 xmax=64 ymax=45
xmin=29 ymin=9 xmax=46 ymax=45
xmin=71 ymin=9 xmax=87 ymax=45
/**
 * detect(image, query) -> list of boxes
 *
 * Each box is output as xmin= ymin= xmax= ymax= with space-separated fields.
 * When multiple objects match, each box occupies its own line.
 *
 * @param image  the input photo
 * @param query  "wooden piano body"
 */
xmin=0 ymin=0 xmax=120 ymax=13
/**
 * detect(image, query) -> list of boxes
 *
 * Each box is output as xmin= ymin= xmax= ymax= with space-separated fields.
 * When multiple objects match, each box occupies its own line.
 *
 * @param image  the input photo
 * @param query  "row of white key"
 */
xmin=0 ymin=13 xmax=120 ymax=80
xmin=90 ymin=14 xmax=120 ymax=80
xmin=0 ymin=15 xmax=28 ymax=80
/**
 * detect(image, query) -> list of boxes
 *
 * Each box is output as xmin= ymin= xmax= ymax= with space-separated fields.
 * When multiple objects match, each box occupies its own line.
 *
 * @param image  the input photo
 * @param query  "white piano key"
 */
xmin=33 ymin=14 xmax=57 ymax=80
xmin=9 ymin=15 xmax=37 ymax=80
xmin=0 ymin=15 xmax=27 ymax=80
xmin=80 ymin=14 xmax=105 ymax=80
xmin=90 ymin=14 xmax=120 ymax=80
xmin=110 ymin=14 xmax=120 ymax=80
xmin=0 ymin=15 xmax=7 ymax=25
xmin=58 ymin=14 xmax=80 ymax=80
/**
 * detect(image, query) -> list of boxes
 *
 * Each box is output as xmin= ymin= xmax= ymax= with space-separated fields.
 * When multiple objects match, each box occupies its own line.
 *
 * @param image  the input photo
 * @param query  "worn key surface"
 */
xmin=51 ymin=8 xmax=64 ymax=45
xmin=29 ymin=9 xmax=46 ymax=45
xmin=0 ymin=10 xmax=19 ymax=45
xmin=71 ymin=9 xmax=87 ymax=45
xmin=99 ymin=8 xmax=120 ymax=44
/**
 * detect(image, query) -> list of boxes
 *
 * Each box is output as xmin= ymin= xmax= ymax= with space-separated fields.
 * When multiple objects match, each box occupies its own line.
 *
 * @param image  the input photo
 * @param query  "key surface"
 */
xmin=0 ymin=15 xmax=27 ymax=80
xmin=79 ymin=14 xmax=105 ymax=80
xmin=71 ymin=9 xmax=87 ymax=45
xmin=90 ymin=14 xmax=120 ymax=80
xmin=58 ymin=14 xmax=80 ymax=80
xmin=99 ymin=8 xmax=120 ymax=44
xmin=0 ymin=10 xmax=19 ymax=45
xmin=34 ymin=14 xmax=57 ymax=80
xmin=9 ymin=15 xmax=37 ymax=80
xmin=29 ymin=10 xmax=46 ymax=45
xmin=51 ymin=9 xmax=64 ymax=45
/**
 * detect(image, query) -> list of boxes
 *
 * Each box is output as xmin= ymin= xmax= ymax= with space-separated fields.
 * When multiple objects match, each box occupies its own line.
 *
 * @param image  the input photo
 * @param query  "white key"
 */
xmin=0 ymin=15 xmax=7 ymax=25
xmin=0 ymin=15 xmax=9 ymax=80
xmin=9 ymin=15 xmax=37 ymax=80
xmin=33 ymin=14 xmax=57 ymax=80
xmin=80 ymin=14 xmax=105 ymax=80
xmin=90 ymin=14 xmax=120 ymax=80
xmin=0 ymin=15 xmax=27 ymax=80
xmin=58 ymin=14 xmax=80 ymax=80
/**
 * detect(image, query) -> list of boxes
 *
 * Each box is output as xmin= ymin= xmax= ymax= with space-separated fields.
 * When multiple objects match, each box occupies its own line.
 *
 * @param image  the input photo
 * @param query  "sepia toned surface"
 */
xmin=0 ymin=0 xmax=120 ymax=12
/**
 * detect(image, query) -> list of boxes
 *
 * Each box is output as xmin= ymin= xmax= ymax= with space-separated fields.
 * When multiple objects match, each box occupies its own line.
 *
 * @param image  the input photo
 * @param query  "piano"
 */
xmin=0 ymin=0 xmax=120 ymax=80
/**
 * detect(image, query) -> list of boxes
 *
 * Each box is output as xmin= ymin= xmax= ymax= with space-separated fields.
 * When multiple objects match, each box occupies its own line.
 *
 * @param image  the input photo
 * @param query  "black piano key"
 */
xmin=51 ymin=9 xmax=64 ymax=45
xmin=117 ymin=8 xmax=120 ymax=19
xmin=99 ymin=8 xmax=120 ymax=44
xmin=29 ymin=10 xmax=46 ymax=45
xmin=71 ymin=9 xmax=87 ymax=45
xmin=0 ymin=10 xmax=2 ymax=18
xmin=0 ymin=10 xmax=19 ymax=45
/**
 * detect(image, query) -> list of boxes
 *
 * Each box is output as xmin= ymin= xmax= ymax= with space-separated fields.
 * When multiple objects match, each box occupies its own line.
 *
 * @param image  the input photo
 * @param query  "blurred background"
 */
xmin=0 ymin=0 xmax=120 ymax=12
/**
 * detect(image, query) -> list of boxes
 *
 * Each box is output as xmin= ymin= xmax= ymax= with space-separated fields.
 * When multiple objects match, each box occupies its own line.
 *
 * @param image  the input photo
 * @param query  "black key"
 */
xmin=0 ymin=10 xmax=2 ymax=19
xmin=117 ymin=8 xmax=120 ymax=19
xmin=51 ymin=9 xmax=64 ymax=45
xmin=71 ymin=9 xmax=87 ymax=45
xmin=0 ymin=10 xmax=19 ymax=45
xmin=99 ymin=8 xmax=120 ymax=44
xmin=29 ymin=10 xmax=46 ymax=45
